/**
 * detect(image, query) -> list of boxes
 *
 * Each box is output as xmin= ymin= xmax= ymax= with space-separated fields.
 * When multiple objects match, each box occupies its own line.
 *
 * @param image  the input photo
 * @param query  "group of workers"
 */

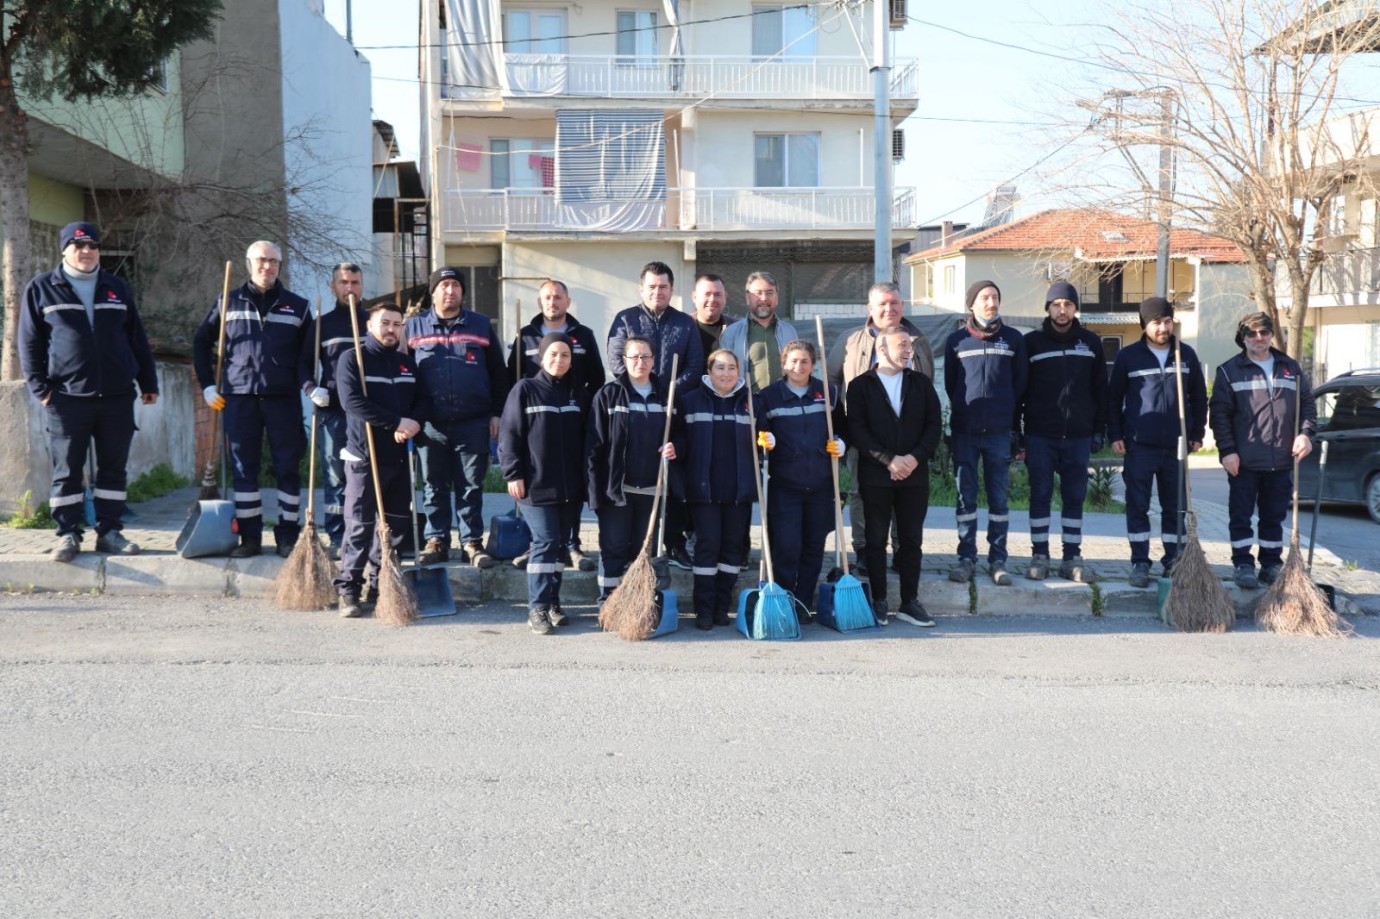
xmin=19 ymin=224 xmax=1316 ymax=632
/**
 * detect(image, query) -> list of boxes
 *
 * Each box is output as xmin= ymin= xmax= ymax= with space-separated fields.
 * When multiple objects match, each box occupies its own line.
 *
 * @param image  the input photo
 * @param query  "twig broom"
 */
xmin=600 ymin=356 xmax=679 ymax=640
xmin=197 ymin=261 xmax=233 ymax=500
xmin=1164 ymin=331 xmax=1235 ymax=632
xmin=347 ymin=296 xmax=417 ymax=627
xmin=273 ymin=297 xmax=335 ymax=610
xmin=1255 ymin=374 xmax=1350 ymax=637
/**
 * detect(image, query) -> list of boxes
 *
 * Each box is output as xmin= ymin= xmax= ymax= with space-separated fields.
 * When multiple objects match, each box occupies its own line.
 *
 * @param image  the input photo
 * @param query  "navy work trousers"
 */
xmin=224 ymin=394 xmax=304 ymax=548
xmin=595 ymin=492 xmax=657 ymax=600
xmin=334 ymin=457 xmax=410 ymax=597
xmin=45 ymin=393 xmax=136 ymax=539
xmin=1025 ymin=434 xmax=1092 ymax=561
xmin=419 ymin=418 xmax=489 ymax=547
xmin=1122 ymin=443 xmax=1182 ymax=569
xmin=1226 ymin=466 xmax=1291 ymax=569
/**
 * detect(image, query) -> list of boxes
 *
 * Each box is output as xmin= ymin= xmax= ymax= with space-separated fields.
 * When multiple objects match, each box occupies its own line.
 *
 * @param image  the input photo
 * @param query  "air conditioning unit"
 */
xmin=892 ymin=128 xmax=904 ymax=162
xmin=889 ymin=0 xmax=907 ymax=29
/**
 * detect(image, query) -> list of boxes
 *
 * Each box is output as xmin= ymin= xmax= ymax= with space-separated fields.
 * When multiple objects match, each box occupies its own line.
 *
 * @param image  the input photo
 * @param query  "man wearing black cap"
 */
xmin=1209 ymin=311 xmax=1314 ymax=589
xmin=1107 ymin=297 xmax=1208 ymax=587
xmin=193 ymin=240 xmax=310 ymax=558
xmin=1019 ymin=281 xmax=1108 ymax=583
xmin=20 ymin=221 xmax=159 ymax=563
xmin=406 ymin=266 xmax=508 ymax=568
xmin=944 ymin=280 xmax=1027 ymax=585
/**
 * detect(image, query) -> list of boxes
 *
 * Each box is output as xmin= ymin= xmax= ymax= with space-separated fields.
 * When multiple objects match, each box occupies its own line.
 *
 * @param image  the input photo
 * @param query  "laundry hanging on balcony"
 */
xmin=444 ymin=0 xmax=505 ymax=96
xmin=554 ymin=110 xmax=666 ymax=231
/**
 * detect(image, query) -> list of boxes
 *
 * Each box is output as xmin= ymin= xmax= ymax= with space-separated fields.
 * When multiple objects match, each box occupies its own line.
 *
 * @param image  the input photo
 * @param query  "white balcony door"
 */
xmin=505 ymin=10 xmax=566 ymax=53
xmin=751 ymin=4 xmax=817 ymax=58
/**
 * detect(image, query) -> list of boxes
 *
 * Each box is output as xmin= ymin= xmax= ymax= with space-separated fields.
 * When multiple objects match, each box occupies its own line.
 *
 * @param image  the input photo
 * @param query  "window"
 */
xmin=616 ymin=10 xmax=657 ymax=60
xmin=1101 ymin=336 xmax=1121 ymax=377
xmin=1321 ymin=384 xmax=1380 ymax=432
xmin=754 ymin=133 xmax=820 ymax=187
xmin=505 ymin=10 xmax=567 ymax=53
xmin=491 ymin=139 xmax=556 ymax=190
xmin=942 ymin=265 xmax=955 ymax=295
xmin=751 ymin=4 xmax=817 ymax=59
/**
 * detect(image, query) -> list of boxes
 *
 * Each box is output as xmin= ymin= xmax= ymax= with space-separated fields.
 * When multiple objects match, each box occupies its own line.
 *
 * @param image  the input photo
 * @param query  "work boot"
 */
xmin=230 ymin=539 xmax=262 ymax=559
xmin=990 ymin=562 xmax=1012 ymax=586
xmin=1128 ymin=562 xmax=1151 ymax=588
xmin=713 ymin=609 xmax=731 ymax=627
xmin=1059 ymin=556 xmax=1096 ymax=584
xmin=95 ymin=530 xmax=140 ymax=556
xmin=666 ymin=545 xmax=693 ymax=571
xmin=528 ymin=606 xmax=553 ymax=635
xmin=547 ymin=603 xmax=569 ymax=627
xmin=1026 ymin=554 xmax=1050 ymax=581
xmin=567 ymin=546 xmax=597 ymax=572
xmin=338 ymin=594 xmax=363 ymax=618
xmin=464 ymin=541 xmax=494 ymax=569
xmin=1260 ymin=563 xmax=1283 ymax=586
xmin=1233 ymin=564 xmax=1260 ymax=590
xmin=51 ymin=533 xmax=80 ymax=563
xmin=417 ymin=537 xmax=449 ymax=566
xmin=949 ymin=558 xmax=976 ymax=583
xmin=275 ymin=544 xmax=293 ymax=559
xmin=695 ymin=610 xmax=713 ymax=630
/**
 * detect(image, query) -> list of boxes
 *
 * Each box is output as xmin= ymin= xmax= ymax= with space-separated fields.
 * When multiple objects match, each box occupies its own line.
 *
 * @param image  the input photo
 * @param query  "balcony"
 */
xmin=441 ymin=186 xmax=917 ymax=234
xmin=450 ymin=55 xmax=919 ymax=103
xmin=1306 ymin=246 xmax=1380 ymax=301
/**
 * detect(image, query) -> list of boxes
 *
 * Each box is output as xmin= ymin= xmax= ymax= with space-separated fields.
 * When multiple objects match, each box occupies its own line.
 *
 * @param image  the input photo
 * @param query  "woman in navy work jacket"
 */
xmin=754 ymin=340 xmax=845 ymax=614
xmin=499 ymin=333 xmax=589 ymax=635
xmin=672 ymin=348 xmax=756 ymax=630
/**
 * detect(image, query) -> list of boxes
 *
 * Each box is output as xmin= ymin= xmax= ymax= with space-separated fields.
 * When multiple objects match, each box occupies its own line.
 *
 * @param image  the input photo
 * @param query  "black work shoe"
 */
xmin=338 ymin=595 xmax=363 ymax=618
xmin=667 ymin=546 xmax=693 ymax=571
xmin=896 ymin=600 xmax=935 ymax=628
xmin=95 ymin=531 xmax=140 ymax=556
xmin=51 ymin=534 xmax=80 ymax=563
xmin=528 ymin=606 xmax=553 ymax=634
xmin=1259 ymin=564 xmax=1283 ymax=586
xmin=547 ymin=603 xmax=570 ymax=627
xmin=568 ymin=547 xmax=597 ymax=572
xmin=1234 ymin=564 xmax=1260 ymax=590
xmin=695 ymin=611 xmax=713 ymax=630
xmin=1128 ymin=562 xmax=1151 ymax=588
xmin=871 ymin=600 xmax=889 ymax=626
xmin=417 ymin=538 xmax=449 ymax=566
xmin=275 ymin=544 xmax=293 ymax=559
xmin=712 ymin=609 xmax=731 ymax=627
xmin=230 ymin=541 xmax=262 ymax=558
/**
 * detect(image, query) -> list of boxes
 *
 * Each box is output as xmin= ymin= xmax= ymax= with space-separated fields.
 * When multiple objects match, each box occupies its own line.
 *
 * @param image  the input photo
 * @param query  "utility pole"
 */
xmin=872 ymin=0 xmax=892 ymax=284
xmin=1155 ymin=92 xmax=1174 ymax=298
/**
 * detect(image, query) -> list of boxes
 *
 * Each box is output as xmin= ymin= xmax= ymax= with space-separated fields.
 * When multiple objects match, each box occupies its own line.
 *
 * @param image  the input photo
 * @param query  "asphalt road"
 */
xmin=3 ymin=594 xmax=1379 ymax=918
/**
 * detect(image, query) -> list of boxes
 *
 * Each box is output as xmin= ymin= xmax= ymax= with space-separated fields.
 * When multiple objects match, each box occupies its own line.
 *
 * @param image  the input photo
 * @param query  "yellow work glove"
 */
xmin=825 ymin=437 xmax=844 ymax=458
xmin=757 ymin=431 xmax=776 ymax=451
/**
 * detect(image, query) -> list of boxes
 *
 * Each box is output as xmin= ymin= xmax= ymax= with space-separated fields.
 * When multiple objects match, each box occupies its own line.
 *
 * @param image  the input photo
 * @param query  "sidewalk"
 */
xmin=2 ymin=486 xmax=1375 ymax=619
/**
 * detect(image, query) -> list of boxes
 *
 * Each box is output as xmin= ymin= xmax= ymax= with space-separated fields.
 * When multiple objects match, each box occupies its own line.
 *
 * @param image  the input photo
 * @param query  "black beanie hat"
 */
xmin=965 ymin=280 xmax=1001 ymax=311
xmin=1234 ymin=310 xmax=1274 ymax=348
xmin=1139 ymin=297 xmax=1174 ymax=329
xmin=537 ymin=331 xmax=573 ymax=364
xmin=430 ymin=266 xmax=465 ymax=293
xmin=1045 ymin=281 xmax=1079 ymax=310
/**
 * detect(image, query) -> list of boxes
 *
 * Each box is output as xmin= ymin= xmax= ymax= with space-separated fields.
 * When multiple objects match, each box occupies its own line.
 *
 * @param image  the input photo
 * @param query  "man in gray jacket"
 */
xmin=719 ymin=271 xmax=799 ymax=393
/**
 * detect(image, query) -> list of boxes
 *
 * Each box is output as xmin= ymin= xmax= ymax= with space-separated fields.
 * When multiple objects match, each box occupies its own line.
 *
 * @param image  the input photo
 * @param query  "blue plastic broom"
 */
xmin=745 ymin=384 xmax=800 ymax=640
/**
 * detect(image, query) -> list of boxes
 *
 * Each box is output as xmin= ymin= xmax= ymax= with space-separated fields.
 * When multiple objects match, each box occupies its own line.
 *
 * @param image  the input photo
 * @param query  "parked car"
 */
xmin=1298 ymin=369 xmax=1380 ymax=523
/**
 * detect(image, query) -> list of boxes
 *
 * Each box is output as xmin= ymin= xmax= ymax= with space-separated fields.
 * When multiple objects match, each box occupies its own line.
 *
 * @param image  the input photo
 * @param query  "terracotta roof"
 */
xmin=905 ymin=208 xmax=1247 ymax=263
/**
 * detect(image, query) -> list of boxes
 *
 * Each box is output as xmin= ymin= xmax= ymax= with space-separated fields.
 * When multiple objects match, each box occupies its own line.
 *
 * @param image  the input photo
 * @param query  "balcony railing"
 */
xmin=441 ymin=186 xmax=917 ymax=234
xmin=1309 ymin=246 xmax=1380 ymax=298
xmin=456 ymin=55 xmax=918 ymax=102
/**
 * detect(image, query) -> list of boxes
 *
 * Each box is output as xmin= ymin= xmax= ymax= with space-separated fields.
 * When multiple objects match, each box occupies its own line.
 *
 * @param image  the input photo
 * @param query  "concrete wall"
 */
xmin=0 ymin=363 xmax=197 ymax=517
xmin=1315 ymin=305 xmax=1380 ymax=380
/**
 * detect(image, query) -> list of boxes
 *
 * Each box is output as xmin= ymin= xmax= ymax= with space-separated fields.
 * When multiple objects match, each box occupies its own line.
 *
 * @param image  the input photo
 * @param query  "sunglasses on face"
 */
xmin=71 ymin=242 xmax=100 ymax=252
xmin=1244 ymin=328 xmax=1272 ymax=338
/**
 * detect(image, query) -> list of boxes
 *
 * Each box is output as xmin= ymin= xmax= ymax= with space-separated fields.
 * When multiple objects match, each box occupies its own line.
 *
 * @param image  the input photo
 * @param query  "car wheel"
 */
xmin=1368 ymin=473 xmax=1380 ymax=525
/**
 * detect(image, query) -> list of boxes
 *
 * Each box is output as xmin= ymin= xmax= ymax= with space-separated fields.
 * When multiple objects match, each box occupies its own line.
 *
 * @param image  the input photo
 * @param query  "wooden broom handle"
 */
xmin=214 ymin=260 xmax=232 ymax=390
xmin=346 ymin=295 xmax=389 ymax=529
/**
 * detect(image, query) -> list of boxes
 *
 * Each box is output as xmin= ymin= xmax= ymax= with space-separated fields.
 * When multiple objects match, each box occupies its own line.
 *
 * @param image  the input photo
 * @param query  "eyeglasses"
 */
xmin=1244 ymin=328 xmax=1272 ymax=338
xmin=252 ymin=257 xmax=281 ymax=266
xmin=626 ymin=354 xmax=654 ymax=362
xmin=71 ymin=242 xmax=100 ymax=252
xmin=710 ymin=363 xmax=737 ymax=372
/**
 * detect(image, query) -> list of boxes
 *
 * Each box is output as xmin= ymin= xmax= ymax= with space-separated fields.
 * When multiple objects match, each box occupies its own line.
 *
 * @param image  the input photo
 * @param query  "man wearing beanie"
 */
xmin=193 ymin=241 xmax=309 ymax=558
xmin=1019 ymin=281 xmax=1107 ymax=583
xmin=406 ymin=266 xmax=508 ymax=568
xmin=1208 ymin=311 xmax=1314 ymax=589
xmin=1107 ymin=296 xmax=1208 ymax=587
xmin=944 ymin=280 xmax=1027 ymax=585
xmin=20 ymin=221 xmax=159 ymax=563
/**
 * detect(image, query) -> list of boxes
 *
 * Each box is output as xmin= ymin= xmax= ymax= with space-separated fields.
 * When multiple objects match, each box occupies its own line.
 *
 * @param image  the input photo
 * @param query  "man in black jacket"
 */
xmin=845 ymin=327 xmax=943 ymax=627
xmin=1020 ymin=281 xmax=1108 ymax=583
xmin=1209 ymin=311 xmax=1315 ymax=589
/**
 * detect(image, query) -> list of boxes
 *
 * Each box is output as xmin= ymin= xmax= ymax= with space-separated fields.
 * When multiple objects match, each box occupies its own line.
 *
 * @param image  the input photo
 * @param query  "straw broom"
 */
xmin=197 ymin=261 xmax=233 ymax=500
xmin=347 ymin=296 xmax=417 ymax=627
xmin=273 ymin=297 xmax=335 ymax=610
xmin=1164 ymin=331 xmax=1235 ymax=633
xmin=600 ymin=355 xmax=680 ymax=640
xmin=1255 ymin=376 xmax=1350 ymax=637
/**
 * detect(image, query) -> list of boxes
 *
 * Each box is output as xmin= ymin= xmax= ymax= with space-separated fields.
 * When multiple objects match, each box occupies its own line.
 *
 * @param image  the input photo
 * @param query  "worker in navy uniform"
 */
xmin=298 ymin=261 xmax=369 ymax=559
xmin=585 ymin=335 xmax=675 ymax=604
xmin=333 ymin=303 xmax=430 ymax=617
xmin=753 ymin=340 xmax=844 ymax=614
xmin=193 ymin=241 xmax=309 ymax=558
xmin=672 ymin=348 xmax=756 ymax=630
xmin=1107 ymin=296 xmax=1209 ymax=588
xmin=506 ymin=278 xmax=605 ymax=572
xmin=1209 ymin=311 xmax=1315 ymax=589
xmin=1019 ymin=281 xmax=1108 ymax=584
xmin=499 ymin=333 xmax=590 ymax=635
xmin=19 ymin=221 xmax=159 ymax=563
xmin=407 ymin=267 xmax=508 ymax=570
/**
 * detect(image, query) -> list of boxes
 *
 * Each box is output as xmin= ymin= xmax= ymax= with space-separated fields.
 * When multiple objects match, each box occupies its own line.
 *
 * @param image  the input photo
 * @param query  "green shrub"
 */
xmin=3 ymin=491 xmax=56 ymax=529
xmin=127 ymin=464 xmax=190 ymax=503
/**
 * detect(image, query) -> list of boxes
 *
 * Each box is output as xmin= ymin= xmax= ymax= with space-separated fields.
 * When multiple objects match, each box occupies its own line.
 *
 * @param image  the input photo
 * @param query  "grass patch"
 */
xmin=127 ymin=464 xmax=190 ymax=503
xmin=2 ymin=491 xmax=56 ymax=529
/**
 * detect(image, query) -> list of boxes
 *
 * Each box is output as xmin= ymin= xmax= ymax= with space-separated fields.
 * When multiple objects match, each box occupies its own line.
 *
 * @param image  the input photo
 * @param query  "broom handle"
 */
xmin=1308 ymin=438 xmax=1328 ymax=571
xmin=346 ymin=295 xmax=389 ymax=539
xmin=306 ymin=297 xmax=322 ymax=520
xmin=746 ymin=381 xmax=776 ymax=584
xmin=640 ymin=354 xmax=679 ymax=554
xmin=1172 ymin=331 xmax=1194 ymax=537
xmin=1289 ymin=361 xmax=1303 ymax=543
xmin=198 ymin=261 xmax=234 ymax=490
xmin=816 ymin=316 xmax=849 ymax=577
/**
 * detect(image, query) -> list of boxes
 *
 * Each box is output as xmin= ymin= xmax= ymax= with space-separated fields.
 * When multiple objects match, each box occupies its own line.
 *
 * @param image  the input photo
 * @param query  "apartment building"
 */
xmin=420 ymin=0 xmax=918 ymax=342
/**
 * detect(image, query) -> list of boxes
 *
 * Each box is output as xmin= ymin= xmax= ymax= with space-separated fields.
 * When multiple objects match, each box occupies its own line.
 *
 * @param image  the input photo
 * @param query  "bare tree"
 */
xmin=1078 ymin=0 xmax=1380 ymax=360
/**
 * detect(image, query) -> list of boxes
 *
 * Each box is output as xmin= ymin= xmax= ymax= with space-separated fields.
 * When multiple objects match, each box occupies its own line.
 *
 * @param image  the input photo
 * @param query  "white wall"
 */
xmin=693 ymin=110 xmax=874 ymax=188
xmin=279 ymin=0 xmax=374 ymax=291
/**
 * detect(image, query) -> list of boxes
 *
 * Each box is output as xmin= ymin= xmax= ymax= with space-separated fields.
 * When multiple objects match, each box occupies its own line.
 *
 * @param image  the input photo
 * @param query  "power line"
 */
xmin=911 ymin=131 xmax=1089 ymax=228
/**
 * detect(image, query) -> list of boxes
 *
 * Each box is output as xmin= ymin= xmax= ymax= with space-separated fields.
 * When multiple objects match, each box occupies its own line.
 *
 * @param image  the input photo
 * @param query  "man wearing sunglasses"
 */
xmin=1208 ymin=311 xmax=1315 ymax=589
xmin=20 ymin=221 xmax=159 ymax=563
